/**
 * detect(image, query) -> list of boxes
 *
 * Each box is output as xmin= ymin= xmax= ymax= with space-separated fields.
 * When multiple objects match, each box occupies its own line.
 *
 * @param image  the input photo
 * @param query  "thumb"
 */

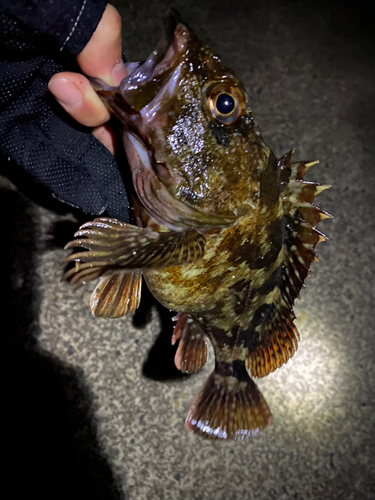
xmin=76 ymin=4 xmax=127 ymax=85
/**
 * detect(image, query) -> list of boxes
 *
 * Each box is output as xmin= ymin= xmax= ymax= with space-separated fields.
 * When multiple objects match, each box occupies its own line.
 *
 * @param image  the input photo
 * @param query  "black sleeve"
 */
xmin=0 ymin=0 xmax=130 ymax=222
xmin=0 ymin=0 xmax=107 ymax=56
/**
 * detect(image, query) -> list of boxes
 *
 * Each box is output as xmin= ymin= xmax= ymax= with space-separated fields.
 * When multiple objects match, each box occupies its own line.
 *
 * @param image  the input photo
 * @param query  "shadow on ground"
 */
xmin=1 ymin=182 xmax=125 ymax=500
xmin=131 ymin=282 xmax=186 ymax=381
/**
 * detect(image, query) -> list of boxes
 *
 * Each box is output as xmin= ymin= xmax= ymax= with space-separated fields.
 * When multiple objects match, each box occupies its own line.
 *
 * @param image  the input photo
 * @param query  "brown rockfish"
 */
xmin=63 ymin=10 xmax=330 ymax=440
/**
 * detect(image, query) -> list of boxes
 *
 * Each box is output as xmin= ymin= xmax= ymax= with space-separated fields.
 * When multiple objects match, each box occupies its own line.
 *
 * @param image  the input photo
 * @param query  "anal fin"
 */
xmin=172 ymin=313 xmax=208 ymax=374
xmin=90 ymin=271 xmax=142 ymax=318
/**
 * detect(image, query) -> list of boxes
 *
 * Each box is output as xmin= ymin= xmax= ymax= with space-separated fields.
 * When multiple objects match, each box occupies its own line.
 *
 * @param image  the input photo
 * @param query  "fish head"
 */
xmin=94 ymin=10 xmax=269 ymax=230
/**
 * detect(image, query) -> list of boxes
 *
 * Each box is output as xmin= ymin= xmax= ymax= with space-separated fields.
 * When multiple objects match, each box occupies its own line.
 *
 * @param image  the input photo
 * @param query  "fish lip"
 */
xmin=138 ymin=62 xmax=183 ymax=124
xmin=90 ymin=9 xmax=188 ymax=112
xmin=118 ymin=11 xmax=188 ymax=102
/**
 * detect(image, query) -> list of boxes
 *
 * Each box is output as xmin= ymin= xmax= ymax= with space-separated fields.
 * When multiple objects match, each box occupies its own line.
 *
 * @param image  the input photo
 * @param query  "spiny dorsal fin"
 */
xmin=246 ymin=151 xmax=331 ymax=378
xmin=280 ymin=151 xmax=331 ymax=282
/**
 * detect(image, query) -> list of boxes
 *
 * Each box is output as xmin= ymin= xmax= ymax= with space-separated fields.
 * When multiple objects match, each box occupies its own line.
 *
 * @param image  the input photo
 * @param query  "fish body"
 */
xmin=63 ymin=10 xmax=330 ymax=440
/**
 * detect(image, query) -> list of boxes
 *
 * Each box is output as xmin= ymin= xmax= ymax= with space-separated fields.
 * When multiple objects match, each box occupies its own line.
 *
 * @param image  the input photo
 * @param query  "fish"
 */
xmin=62 ymin=9 xmax=331 ymax=440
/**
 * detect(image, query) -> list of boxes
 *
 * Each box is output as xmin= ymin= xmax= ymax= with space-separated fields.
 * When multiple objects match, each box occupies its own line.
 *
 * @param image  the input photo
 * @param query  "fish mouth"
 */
xmin=119 ymin=9 xmax=188 ymax=112
xmin=91 ymin=9 xmax=188 ymax=114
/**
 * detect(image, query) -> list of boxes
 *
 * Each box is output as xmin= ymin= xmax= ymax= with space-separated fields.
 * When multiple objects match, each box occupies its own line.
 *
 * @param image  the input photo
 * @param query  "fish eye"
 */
xmin=216 ymin=93 xmax=235 ymax=115
xmin=206 ymin=85 xmax=244 ymax=125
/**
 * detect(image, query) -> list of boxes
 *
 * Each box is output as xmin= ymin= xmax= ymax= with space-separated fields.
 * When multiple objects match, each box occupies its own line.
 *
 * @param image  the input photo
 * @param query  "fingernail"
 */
xmin=48 ymin=78 xmax=83 ymax=108
xmin=111 ymin=61 xmax=128 ymax=85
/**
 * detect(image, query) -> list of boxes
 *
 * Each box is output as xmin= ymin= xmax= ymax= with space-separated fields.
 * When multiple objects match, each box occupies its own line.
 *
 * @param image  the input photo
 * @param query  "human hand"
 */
xmin=0 ymin=0 xmax=129 ymax=221
xmin=48 ymin=4 xmax=127 ymax=155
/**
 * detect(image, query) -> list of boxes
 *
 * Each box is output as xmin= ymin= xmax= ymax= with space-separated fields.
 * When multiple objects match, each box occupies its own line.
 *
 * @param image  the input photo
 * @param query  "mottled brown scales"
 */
xmin=62 ymin=10 xmax=331 ymax=440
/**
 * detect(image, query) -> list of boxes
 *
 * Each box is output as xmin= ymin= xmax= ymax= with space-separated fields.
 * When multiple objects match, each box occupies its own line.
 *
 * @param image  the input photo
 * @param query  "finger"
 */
xmin=48 ymin=72 xmax=110 ymax=127
xmin=77 ymin=4 xmax=128 ymax=86
xmin=92 ymin=124 xmax=116 ymax=155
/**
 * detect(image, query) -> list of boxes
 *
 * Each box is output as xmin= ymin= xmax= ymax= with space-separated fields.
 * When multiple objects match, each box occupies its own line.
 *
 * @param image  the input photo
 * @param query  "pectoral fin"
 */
xmin=62 ymin=218 xmax=205 ymax=285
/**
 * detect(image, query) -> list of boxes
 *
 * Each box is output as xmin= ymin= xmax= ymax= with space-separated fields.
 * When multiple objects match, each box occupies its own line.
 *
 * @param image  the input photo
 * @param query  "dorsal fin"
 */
xmin=279 ymin=150 xmax=331 ymax=291
xmin=246 ymin=151 xmax=331 ymax=378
